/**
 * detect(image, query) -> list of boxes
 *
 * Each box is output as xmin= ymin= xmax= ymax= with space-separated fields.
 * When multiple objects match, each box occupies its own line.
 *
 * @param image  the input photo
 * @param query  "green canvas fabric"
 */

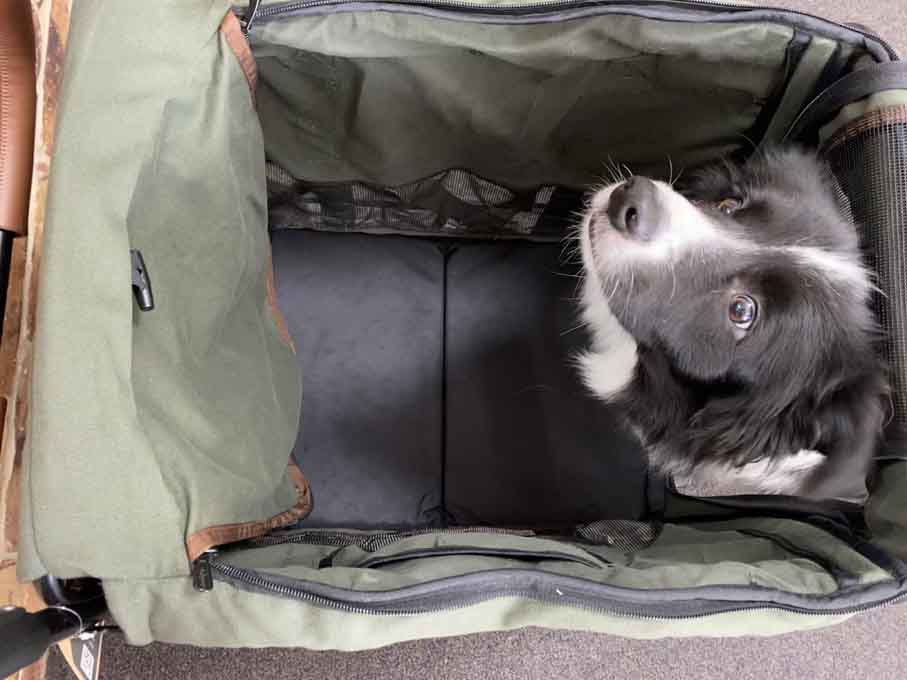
xmin=103 ymin=576 xmax=856 ymax=649
xmin=19 ymin=0 xmax=300 ymax=581
xmin=215 ymin=518 xmax=891 ymax=593
xmin=99 ymin=516 xmax=897 ymax=646
xmin=215 ymin=520 xmax=891 ymax=592
xmin=18 ymin=0 xmax=907 ymax=649
xmin=253 ymin=12 xmax=800 ymax=188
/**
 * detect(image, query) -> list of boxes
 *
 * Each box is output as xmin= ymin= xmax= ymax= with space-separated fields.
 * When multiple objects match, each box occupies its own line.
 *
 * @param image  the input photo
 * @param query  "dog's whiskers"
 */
xmin=560 ymin=319 xmax=589 ymax=336
xmin=607 ymin=276 xmax=621 ymax=302
xmin=604 ymin=156 xmax=623 ymax=185
xmin=623 ymin=270 xmax=635 ymax=317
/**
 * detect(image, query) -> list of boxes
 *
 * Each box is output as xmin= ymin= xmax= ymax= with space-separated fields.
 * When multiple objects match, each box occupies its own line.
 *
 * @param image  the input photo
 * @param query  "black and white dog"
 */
xmin=577 ymin=147 xmax=889 ymax=501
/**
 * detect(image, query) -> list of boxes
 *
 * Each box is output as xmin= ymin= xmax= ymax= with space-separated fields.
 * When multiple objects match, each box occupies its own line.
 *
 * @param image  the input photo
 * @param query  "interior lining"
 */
xmin=253 ymin=14 xmax=800 ymax=190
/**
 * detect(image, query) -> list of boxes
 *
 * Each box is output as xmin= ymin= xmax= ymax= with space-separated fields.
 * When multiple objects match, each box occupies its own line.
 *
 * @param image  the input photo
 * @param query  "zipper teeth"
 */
xmin=212 ymin=561 xmax=425 ymax=615
xmin=211 ymin=559 xmax=907 ymax=619
xmin=249 ymin=0 xmax=897 ymax=58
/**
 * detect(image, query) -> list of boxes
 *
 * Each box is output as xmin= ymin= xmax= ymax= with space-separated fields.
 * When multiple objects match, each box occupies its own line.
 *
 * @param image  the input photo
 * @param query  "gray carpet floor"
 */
xmin=49 ymin=1 xmax=907 ymax=678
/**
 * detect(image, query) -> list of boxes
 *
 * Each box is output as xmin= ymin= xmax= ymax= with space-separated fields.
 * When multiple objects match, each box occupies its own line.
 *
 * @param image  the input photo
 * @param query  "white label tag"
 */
xmin=79 ymin=640 xmax=96 ymax=679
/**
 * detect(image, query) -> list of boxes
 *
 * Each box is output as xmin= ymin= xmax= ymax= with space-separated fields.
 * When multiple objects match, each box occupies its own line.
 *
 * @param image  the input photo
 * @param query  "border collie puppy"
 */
xmin=576 ymin=147 xmax=889 ymax=501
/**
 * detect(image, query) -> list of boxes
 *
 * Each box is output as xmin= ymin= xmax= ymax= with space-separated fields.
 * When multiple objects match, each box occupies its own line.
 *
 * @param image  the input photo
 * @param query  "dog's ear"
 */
xmin=688 ymin=369 xmax=888 ymax=498
xmin=687 ymin=388 xmax=805 ymax=469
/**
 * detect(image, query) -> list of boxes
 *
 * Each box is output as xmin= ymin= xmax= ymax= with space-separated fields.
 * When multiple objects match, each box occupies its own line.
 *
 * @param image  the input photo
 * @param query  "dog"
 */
xmin=576 ymin=147 xmax=889 ymax=501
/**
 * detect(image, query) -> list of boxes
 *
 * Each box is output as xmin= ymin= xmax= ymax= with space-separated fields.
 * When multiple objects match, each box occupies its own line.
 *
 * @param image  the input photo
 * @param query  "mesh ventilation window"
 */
xmin=266 ymin=161 xmax=583 ymax=241
xmin=823 ymin=105 xmax=907 ymax=425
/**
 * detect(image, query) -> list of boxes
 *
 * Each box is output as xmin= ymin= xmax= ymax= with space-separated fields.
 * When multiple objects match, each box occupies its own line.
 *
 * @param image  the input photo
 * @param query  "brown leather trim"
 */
xmin=220 ymin=10 xmax=257 ymax=97
xmin=265 ymin=245 xmax=295 ymax=351
xmin=185 ymin=462 xmax=312 ymax=562
xmin=823 ymin=105 xmax=907 ymax=153
xmin=0 ymin=0 xmax=37 ymax=236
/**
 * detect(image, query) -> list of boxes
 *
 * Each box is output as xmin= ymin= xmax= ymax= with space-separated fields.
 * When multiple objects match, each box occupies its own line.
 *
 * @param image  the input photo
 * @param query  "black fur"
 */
xmin=593 ymin=147 xmax=890 ymax=499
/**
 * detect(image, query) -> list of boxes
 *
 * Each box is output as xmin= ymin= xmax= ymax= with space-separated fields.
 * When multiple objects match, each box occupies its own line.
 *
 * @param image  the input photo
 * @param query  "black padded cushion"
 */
xmin=272 ymin=230 xmax=647 ymax=528
xmin=444 ymin=243 xmax=646 ymax=527
xmin=273 ymin=231 xmax=444 ymax=527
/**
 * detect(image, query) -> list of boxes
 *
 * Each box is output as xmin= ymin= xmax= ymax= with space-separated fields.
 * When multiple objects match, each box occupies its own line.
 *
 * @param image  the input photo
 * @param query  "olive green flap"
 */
xmin=19 ymin=0 xmax=301 ymax=581
xmin=104 ymin=576 xmax=855 ymax=649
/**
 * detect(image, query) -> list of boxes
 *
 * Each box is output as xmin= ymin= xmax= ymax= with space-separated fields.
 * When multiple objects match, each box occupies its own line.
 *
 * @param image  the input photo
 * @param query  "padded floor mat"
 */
xmin=444 ymin=243 xmax=647 ymax=526
xmin=273 ymin=232 xmax=444 ymax=527
xmin=272 ymin=230 xmax=648 ymax=528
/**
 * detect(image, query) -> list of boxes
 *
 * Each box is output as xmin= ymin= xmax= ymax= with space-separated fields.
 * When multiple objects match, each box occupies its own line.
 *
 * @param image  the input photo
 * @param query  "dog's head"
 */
xmin=579 ymin=147 xmax=888 ymax=494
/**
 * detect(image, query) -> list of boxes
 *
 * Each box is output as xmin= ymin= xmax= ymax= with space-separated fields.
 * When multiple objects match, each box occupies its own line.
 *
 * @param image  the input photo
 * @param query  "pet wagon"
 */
xmin=2 ymin=0 xmax=907 ymax=673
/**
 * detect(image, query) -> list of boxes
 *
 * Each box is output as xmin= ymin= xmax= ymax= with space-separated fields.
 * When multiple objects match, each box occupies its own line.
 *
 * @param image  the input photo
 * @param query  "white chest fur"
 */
xmin=576 ymin=276 xmax=639 ymax=402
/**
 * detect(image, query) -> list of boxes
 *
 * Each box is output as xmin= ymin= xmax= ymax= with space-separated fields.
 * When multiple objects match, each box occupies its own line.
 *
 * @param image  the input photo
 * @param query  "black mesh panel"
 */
xmin=822 ymin=105 xmax=907 ymax=425
xmin=266 ymin=162 xmax=584 ymax=241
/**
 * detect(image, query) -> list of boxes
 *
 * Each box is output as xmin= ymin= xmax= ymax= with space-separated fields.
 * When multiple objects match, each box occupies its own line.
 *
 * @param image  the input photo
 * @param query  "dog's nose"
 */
xmin=607 ymin=176 xmax=658 ymax=240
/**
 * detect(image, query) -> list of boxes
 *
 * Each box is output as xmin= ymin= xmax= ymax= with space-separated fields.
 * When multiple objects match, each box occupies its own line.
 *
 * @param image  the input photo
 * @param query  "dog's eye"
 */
xmin=728 ymin=294 xmax=758 ymax=330
xmin=717 ymin=197 xmax=744 ymax=215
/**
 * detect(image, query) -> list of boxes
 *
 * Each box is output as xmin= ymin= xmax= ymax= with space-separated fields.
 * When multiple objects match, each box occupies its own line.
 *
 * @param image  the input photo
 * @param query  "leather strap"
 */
xmin=0 ymin=0 xmax=37 ymax=236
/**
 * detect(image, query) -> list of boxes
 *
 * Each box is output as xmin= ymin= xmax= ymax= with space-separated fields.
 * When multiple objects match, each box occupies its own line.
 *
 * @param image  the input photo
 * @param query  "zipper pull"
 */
xmin=240 ymin=0 xmax=262 ymax=35
xmin=130 ymin=249 xmax=155 ymax=312
xmin=192 ymin=550 xmax=217 ymax=592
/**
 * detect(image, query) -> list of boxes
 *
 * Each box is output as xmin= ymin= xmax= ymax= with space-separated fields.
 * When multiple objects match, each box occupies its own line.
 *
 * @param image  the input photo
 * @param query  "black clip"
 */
xmin=131 ymin=249 xmax=154 ymax=312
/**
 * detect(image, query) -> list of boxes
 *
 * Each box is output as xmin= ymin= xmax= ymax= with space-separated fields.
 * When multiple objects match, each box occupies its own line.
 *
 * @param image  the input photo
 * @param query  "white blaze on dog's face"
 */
xmin=581 ymin=178 xmax=726 ymax=270
xmin=577 ymin=147 xmax=888 ymax=499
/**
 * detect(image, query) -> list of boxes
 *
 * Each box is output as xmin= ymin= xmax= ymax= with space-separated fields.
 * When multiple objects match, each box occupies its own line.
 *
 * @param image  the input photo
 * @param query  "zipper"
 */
xmin=191 ymin=527 xmax=535 ymax=592
xmin=208 ymin=557 xmax=907 ymax=619
xmin=246 ymin=526 xmax=613 ymax=568
xmin=242 ymin=0 xmax=898 ymax=60
xmin=196 ymin=525 xmax=907 ymax=621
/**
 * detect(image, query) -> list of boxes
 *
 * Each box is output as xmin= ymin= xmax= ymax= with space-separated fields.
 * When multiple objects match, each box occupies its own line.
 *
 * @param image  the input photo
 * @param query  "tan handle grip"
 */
xmin=0 ymin=0 xmax=37 ymax=236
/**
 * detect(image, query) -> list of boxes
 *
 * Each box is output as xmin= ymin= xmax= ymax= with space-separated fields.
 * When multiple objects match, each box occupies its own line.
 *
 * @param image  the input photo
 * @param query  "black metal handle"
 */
xmin=0 ymin=576 xmax=109 ymax=677
xmin=0 ymin=605 xmax=82 ymax=677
